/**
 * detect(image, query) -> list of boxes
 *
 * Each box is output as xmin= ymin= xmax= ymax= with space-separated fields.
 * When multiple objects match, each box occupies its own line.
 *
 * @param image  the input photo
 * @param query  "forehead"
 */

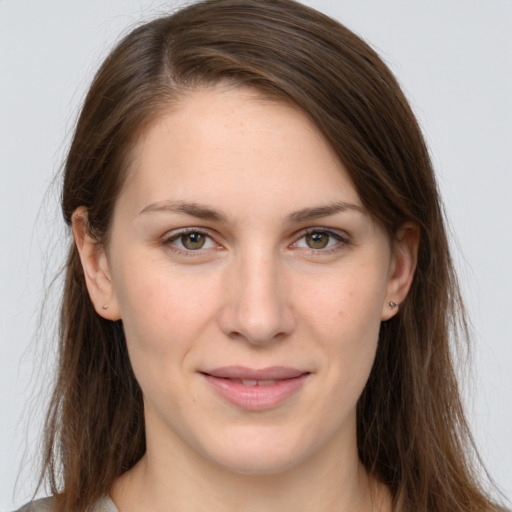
xmin=117 ymin=85 xmax=362 ymax=220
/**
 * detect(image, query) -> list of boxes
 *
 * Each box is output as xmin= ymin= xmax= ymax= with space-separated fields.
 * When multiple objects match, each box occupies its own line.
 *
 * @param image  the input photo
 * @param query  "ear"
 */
xmin=381 ymin=223 xmax=419 ymax=321
xmin=72 ymin=207 xmax=121 ymax=321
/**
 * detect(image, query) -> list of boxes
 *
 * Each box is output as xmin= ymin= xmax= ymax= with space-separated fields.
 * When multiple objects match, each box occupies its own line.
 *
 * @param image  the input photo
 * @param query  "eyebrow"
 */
xmin=286 ymin=201 xmax=365 ymax=222
xmin=139 ymin=200 xmax=228 ymax=222
xmin=139 ymin=199 xmax=364 ymax=223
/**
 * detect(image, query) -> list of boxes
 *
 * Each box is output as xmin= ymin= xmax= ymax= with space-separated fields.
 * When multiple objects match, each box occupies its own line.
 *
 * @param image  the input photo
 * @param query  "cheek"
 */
xmin=297 ymin=261 xmax=386 ymax=382
xmin=111 ymin=261 xmax=220 ymax=411
xmin=111 ymin=255 xmax=219 ymax=361
xmin=299 ymin=260 xmax=387 ymax=334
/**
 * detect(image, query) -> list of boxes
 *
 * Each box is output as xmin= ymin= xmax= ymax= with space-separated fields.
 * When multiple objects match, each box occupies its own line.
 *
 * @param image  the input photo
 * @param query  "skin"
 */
xmin=74 ymin=85 xmax=418 ymax=512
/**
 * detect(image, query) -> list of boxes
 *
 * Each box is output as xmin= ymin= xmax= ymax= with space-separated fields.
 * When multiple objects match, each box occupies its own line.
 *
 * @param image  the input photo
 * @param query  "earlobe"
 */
xmin=72 ymin=207 xmax=121 ymax=321
xmin=381 ymin=224 xmax=419 ymax=321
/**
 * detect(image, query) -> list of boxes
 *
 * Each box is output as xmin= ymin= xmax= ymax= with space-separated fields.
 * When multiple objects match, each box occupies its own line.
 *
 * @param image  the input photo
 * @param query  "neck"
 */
xmin=111 ymin=429 xmax=390 ymax=512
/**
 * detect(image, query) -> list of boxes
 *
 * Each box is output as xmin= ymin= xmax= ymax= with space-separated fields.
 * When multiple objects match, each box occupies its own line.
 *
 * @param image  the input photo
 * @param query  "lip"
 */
xmin=201 ymin=366 xmax=310 ymax=411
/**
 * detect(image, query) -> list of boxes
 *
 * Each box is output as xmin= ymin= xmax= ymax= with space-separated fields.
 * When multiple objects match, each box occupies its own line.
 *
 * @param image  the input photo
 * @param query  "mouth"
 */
xmin=200 ymin=366 xmax=310 ymax=411
xmin=218 ymin=378 xmax=278 ymax=386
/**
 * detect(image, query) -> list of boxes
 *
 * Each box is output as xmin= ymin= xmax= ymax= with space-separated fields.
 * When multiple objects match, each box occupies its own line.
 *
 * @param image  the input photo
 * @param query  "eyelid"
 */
xmin=290 ymin=227 xmax=351 ymax=252
xmin=161 ymin=227 xmax=223 ymax=255
xmin=162 ymin=226 xmax=215 ymax=240
xmin=159 ymin=225 xmax=350 ymax=258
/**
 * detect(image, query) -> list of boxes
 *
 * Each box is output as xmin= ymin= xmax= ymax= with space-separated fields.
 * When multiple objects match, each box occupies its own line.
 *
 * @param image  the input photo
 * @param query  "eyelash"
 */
xmin=161 ymin=228 xmax=221 ymax=257
xmin=160 ymin=227 xmax=350 ymax=258
xmin=290 ymin=228 xmax=350 ymax=256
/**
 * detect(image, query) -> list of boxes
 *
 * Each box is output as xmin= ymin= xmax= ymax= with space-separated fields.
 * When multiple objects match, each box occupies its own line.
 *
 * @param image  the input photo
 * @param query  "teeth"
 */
xmin=240 ymin=379 xmax=276 ymax=386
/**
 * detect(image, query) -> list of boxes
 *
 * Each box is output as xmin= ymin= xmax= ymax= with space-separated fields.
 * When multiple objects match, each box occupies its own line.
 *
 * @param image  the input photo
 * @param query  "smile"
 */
xmin=232 ymin=379 xmax=276 ymax=386
xmin=201 ymin=366 xmax=310 ymax=411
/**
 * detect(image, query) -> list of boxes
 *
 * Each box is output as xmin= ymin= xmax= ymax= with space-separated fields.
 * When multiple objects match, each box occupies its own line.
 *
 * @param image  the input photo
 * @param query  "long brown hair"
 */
xmin=41 ymin=1 xmax=505 ymax=510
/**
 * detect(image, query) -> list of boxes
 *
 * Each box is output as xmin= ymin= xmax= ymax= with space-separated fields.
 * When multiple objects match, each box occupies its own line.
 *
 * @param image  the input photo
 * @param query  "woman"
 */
xmin=17 ymin=0 xmax=507 ymax=511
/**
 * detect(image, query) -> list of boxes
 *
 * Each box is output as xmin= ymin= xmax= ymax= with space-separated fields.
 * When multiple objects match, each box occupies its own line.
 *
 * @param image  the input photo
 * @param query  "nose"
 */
xmin=217 ymin=250 xmax=296 ymax=346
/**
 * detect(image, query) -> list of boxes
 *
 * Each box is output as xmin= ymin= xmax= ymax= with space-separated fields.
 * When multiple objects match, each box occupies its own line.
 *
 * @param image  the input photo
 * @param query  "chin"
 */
xmin=197 ymin=425 xmax=318 ymax=476
xmin=209 ymin=449 xmax=304 ymax=476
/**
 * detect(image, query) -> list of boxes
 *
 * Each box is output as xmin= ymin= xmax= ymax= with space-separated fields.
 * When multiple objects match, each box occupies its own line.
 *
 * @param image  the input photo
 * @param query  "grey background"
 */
xmin=1 ymin=0 xmax=511 ymax=509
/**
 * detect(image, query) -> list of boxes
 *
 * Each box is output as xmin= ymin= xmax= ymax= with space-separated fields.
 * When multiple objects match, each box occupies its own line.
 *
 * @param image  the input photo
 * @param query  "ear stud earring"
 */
xmin=389 ymin=301 xmax=399 ymax=308
xmin=102 ymin=305 xmax=109 ymax=310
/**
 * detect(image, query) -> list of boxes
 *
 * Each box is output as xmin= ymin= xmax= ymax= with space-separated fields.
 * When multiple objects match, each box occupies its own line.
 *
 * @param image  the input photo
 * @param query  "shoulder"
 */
xmin=14 ymin=496 xmax=118 ymax=512
xmin=14 ymin=497 xmax=54 ymax=512
xmin=93 ymin=496 xmax=119 ymax=512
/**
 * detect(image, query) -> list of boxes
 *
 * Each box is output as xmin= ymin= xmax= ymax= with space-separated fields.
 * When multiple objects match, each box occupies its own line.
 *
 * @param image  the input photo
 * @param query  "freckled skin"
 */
xmin=80 ymin=85 xmax=415 ymax=511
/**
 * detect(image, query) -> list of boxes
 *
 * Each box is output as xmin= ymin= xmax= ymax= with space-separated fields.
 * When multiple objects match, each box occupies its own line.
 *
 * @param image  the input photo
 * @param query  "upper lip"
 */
xmin=202 ymin=366 xmax=308 ymax=380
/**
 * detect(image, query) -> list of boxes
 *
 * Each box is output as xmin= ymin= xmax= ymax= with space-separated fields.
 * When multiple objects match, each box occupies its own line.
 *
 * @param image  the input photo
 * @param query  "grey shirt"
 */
xmin=16 ymin=496 xmax=119 ymax=512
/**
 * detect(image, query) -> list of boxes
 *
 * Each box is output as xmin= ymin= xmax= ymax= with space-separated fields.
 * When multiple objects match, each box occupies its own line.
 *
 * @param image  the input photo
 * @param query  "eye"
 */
xmin=179 ymin=232 xmax=208 ymax=250
xmin=292 ymin=229 xmax=347 ymax=251
xmin=304 ymin=231 xmax=332 ymax=249
xmin=163 ymin=229 xmax=218 ymax=252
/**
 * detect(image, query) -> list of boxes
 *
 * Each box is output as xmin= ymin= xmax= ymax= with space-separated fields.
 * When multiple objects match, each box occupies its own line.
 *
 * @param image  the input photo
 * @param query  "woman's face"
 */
xmin=79 ymin=85 xmax=416 ymax=476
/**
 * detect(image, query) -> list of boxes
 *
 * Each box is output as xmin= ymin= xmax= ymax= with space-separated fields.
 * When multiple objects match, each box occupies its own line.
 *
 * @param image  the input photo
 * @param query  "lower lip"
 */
xmin=202 ymin=374 xmax=309 ymax=411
